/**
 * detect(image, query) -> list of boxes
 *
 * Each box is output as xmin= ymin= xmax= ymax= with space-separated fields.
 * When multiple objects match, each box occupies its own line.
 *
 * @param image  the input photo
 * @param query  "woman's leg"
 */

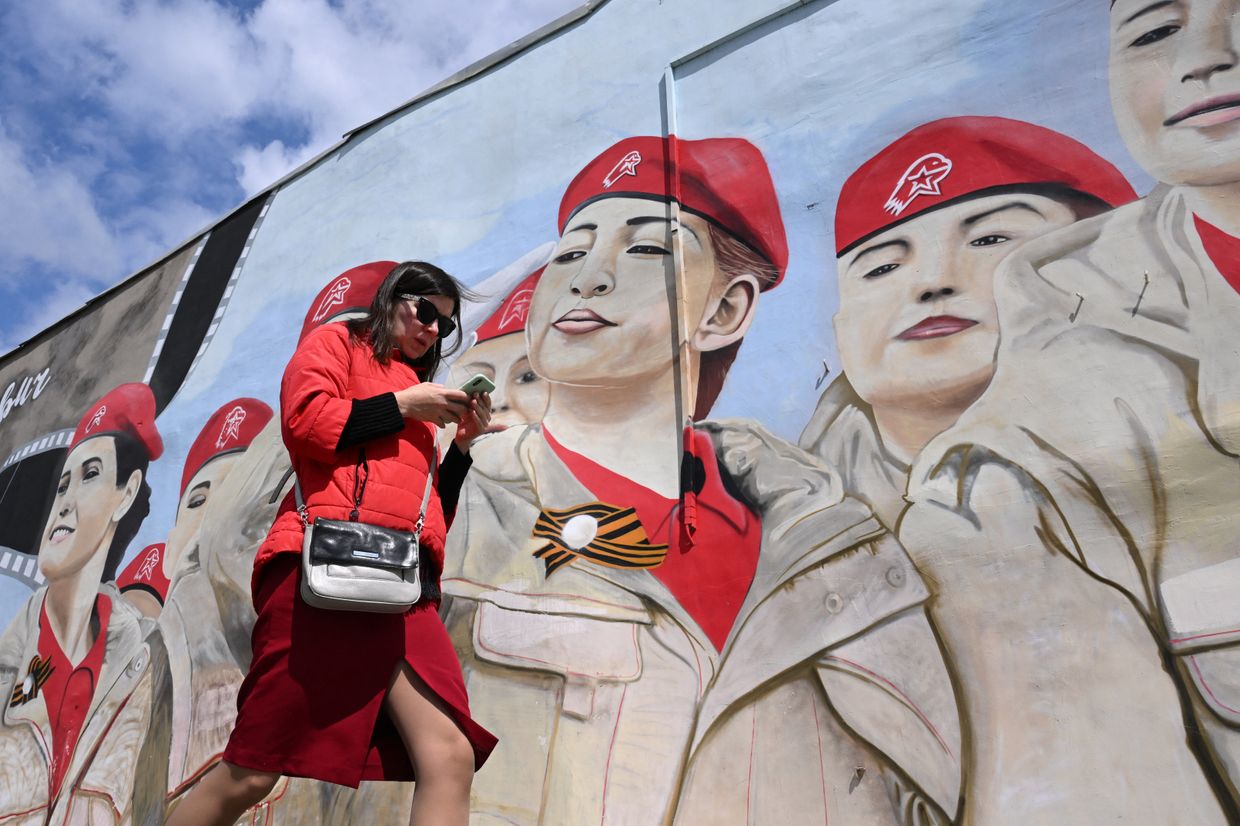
xmin=163 ymin=761 xmax=280 ymax=826
xmin=385 ymin=662 xmax=476 ymax=826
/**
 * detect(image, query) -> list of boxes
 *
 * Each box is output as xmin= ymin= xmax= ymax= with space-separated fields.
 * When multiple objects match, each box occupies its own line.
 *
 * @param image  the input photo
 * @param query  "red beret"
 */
xmin=473 ymin=267 xmax=543 ymax=344
xmin=835 ymin=116 xmax=1137 ymax=256
xmin=180 ymin=397 xmax=273 ymax=496
xmin=559 ymin=136 xmax=788 ymax=288
xmin=299 ymin=261 xmax=397 ymax=342
xmin=71 ymin=383 xmax=163 ymax=461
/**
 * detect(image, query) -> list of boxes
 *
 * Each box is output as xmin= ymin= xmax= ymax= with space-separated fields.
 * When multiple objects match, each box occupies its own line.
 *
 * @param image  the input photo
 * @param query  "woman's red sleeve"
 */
xmin=280 ymin=327 xmax=355 ymax=464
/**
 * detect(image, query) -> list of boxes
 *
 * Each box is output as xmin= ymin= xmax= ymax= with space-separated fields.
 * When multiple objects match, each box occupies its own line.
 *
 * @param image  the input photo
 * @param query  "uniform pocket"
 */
xmin=453 ymin=599 xmax=649 ymax=825
xmin=472 ymin=600 xmax=644 ymax=718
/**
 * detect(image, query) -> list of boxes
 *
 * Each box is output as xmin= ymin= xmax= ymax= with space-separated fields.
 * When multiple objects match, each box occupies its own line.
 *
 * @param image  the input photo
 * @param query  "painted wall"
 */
xmin=1 ymin=0 xmax=1238 ymax=822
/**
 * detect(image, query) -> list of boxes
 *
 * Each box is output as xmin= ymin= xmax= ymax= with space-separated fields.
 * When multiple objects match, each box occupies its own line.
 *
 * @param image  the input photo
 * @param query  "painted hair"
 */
xmin=694 ymin=225 xmax=779 ymax=420
xmin=104 ymin=431 xmax=152 ymax=583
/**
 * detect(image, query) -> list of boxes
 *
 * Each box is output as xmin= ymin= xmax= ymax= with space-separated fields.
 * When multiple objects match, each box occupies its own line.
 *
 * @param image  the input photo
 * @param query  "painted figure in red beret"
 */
xmin=116 ymin=398 xmax=273 ymax=618
xmin=442 ymin=136 xmax=963 ymax=824
xmin=801 ymin=115 xmax=1233 ymax=822
xmin=803 ymin=116 xmax=1135 ymax=527
xmin=891 ymin=4 xmax=1240 ymax=820
xmin=447 ymin=268 xmax=549 ymax=431
xmin=0 ymin=382 xmax=169 ymax=824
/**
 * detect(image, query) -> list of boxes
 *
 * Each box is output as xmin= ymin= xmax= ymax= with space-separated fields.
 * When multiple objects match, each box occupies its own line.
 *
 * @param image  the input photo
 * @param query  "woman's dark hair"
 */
xmin=104 ymin=431 xmax=152 ymax=583
xmin=347 ymin=261 xmax=477 ymax=376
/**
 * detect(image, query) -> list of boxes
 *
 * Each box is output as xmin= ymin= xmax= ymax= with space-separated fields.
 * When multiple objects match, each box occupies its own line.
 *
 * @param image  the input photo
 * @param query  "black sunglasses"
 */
xmin=399 ymin=294 xmax=456 ymax=339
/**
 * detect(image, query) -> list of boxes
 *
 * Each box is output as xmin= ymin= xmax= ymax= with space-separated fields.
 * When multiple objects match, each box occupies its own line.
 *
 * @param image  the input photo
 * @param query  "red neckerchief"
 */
xmin=1193 ymin=214 xmax=1240 ymax=296
xmin=543 ymin=427 xmax=760 ymax=651
xmin=36 ymin=593 xmax=113 ymax=798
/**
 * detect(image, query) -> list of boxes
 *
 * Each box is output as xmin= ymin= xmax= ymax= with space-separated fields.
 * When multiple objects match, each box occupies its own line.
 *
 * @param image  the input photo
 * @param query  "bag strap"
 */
xmin=295 ymin=439 xmax=439 ymax=540
xmin=412 ymin=441 xmax=438 ymax=540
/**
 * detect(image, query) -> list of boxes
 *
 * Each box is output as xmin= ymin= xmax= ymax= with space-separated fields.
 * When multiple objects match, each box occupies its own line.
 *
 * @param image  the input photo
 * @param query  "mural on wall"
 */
xmin=442 ymin=134 xmax=961 ymax=825
xmin=0 ymin=0 xmax=1237 ymax=823
xmin=0 ymin=383 xmax=170 ymax=823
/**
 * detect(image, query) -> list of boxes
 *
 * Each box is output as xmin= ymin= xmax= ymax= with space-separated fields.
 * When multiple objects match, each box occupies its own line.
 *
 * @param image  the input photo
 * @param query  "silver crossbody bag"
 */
xmin=297 ymin=446 xmax=436 ymax=614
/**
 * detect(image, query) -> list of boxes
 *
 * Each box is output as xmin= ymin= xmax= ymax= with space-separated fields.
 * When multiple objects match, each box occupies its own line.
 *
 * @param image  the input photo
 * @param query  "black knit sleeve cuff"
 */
xmin=438 ymin=441 xmax=474 ymax=515
xmin=337 ymin=393 xmax=405 ymax=450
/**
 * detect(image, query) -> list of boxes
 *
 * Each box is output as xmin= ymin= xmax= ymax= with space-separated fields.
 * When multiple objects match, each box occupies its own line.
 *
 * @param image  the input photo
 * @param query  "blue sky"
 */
xmin=0 ymin=0 xmax=581 ymax=356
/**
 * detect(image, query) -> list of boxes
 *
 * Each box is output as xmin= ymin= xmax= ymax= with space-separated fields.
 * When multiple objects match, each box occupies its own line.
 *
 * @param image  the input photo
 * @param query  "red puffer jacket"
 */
xmin=255 ymin=323 xmax=446 ymax=579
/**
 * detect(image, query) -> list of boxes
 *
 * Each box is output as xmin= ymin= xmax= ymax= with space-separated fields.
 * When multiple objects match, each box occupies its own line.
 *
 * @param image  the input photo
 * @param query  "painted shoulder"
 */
xmin=1016 ymin=192 xmax=1157 ymax=274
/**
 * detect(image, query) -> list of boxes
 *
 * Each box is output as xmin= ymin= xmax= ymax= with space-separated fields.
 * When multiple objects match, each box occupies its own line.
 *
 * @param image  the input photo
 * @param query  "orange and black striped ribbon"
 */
xmin=9 ymin=655 xmax=53 ymax=708
xmin=532 ymin=501 xmax=669 ymax=576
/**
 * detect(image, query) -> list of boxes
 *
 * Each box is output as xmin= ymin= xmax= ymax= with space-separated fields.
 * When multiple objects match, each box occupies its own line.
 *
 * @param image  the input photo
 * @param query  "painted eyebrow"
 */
xmin=848 ymin=239 xmax=909 ymax=268
xmin=189 ymin=481 xmax=211 ymax=496
xmin=1118 ymin=0 xmax=1175 ymax=27
xmin=961 ymin=201 xmax=1045 ymax=226
xmin=565 ymin=222 xmax=597 ymax=234
xmin=625 ymin=215 xmax=699 ymax=241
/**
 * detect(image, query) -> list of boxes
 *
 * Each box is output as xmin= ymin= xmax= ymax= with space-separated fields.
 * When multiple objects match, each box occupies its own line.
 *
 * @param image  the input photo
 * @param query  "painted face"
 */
xmin=452 ymin=335 xmax=548 ymax=429
xmin=390 ymin=293 xmax=455 ymax=361
xmin=835 ymin=193 xmax=1078 ymax=412
xmin=39 ymin=436 xmax=133 ymax=581
xmin=1110 ymin=0 xmax=1240 ymax=185
xmin=527 ymin=197 xmax=718 ymax=387
xmin=166 ymin=452 xmax=242 ymax=564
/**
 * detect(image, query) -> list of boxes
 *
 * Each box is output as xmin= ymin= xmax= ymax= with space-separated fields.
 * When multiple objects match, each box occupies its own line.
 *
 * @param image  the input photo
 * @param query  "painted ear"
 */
xmin=692 ymin=274 xmax=760 ymax=353
xmin=112 ymin=469 xmax=142 ymax=523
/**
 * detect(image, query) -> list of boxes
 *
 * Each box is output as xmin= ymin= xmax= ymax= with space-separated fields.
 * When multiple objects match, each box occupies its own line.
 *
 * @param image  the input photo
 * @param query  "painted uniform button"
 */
xmin=824 ymin=592 xmax=844 ymax=614
xmin=886 ymin=566 xmax=906 ymax=588
xmin=561 ymin=514 xmax=598 ymax=551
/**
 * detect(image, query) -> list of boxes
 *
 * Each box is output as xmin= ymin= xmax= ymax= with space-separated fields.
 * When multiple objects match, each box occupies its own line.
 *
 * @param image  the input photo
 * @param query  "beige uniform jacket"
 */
xmin=0 ymin=583 xmax=168 ymax=826
xmin=906 ymin=185 xmax=1240 ymax=812
xmin=443 ymin=420 xmax=962 ymax=825
xmin=799 ymin=374 xmax=909 ymax=532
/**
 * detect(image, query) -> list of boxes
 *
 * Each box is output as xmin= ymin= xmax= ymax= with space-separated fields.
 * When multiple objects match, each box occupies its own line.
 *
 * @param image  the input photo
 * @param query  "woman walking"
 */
xmin=167 ymin=261 xmax=497 ymax=826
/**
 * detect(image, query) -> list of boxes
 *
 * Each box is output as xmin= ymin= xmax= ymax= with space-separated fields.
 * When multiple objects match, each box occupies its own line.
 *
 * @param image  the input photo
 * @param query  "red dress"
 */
xmin=222 ymin=324 xmax=497 ymax=787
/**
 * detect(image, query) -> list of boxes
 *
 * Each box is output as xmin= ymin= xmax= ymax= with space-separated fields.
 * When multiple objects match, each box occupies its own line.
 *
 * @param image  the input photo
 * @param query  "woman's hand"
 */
xmin=453 ymin=392 xmax=493 ymax=452
xmin=395 ymin=383 xmax=469 ymax=427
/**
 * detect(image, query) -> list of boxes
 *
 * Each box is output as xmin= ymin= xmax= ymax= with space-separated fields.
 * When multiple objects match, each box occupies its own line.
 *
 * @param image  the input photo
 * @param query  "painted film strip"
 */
xmin=0 ymin=548 xmax=43 ymax=589
xmin=1 ymin=429 xmax=73 ymax=475
xmin=0 ymin=429 xmax=72 ymax=589
xmin=144 ymin=234 xmax=210 ymax=385
xmin=183 ymin=191 xmax=277 ymax=382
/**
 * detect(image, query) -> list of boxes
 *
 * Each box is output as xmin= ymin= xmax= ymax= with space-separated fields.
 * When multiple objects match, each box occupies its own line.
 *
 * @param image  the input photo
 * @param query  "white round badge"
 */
xmin=561 ymin=514 xmax=599 ymax=550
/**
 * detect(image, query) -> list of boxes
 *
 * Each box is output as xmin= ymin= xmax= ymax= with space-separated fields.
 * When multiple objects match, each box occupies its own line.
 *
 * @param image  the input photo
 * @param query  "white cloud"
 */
xmin=235 ymin=138 xmax=318 ymax=197
xmin=0 ymin=119 xmax=120 ymax=278
xmin=12 ymin=0 xmax=583 ymax=195
xmin=0 ymin=0 xmax=581 ymax=354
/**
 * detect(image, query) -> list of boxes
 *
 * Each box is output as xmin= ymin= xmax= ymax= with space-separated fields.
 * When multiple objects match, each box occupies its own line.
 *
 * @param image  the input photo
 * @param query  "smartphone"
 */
xmin=458 ymin=373 xmax=496 ymax=395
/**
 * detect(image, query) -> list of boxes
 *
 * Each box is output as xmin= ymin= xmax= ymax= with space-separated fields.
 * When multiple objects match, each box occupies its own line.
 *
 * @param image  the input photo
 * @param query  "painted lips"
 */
xmin=553 ymin=308 xmax=616 ymax=335
xmin=1165 ymin=94 xmax=1240 ymax=128
xmin=47 ymin=525 xmax=74 ymax=545
xmin=897 ymin=315 xmax=978 ymax=341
